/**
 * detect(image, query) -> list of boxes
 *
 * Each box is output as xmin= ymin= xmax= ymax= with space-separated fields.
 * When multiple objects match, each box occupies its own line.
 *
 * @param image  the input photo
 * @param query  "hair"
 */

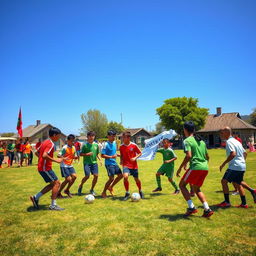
xmin=122 ymin=131 xmax=131 ymax=137
xmin=67 ymin=134 xmax=75 ymax=140
xmin=107 ymin=130 xmax=116 ymax=136
xmin=184 ymin=121 xmax=202 ymax=141
xmin=163 ymin=138 xmax=171 ymax=143
xmin=87 ymin=131 xmax=96 ymax=137
xmin=49 ymin=127 xmax=61 ymax=137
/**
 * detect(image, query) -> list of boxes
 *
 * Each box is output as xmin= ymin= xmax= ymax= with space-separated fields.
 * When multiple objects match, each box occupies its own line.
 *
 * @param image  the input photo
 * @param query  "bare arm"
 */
xmin=243 ymin=151 xmax=247 ymax=160
xmin=219 ymin=151 xmax=236 ymax=172
xmin=43 ymin=152 xmax=63 ymax=163
xmin=165 ymin=157 xmax=177 ymax=164
xmin=101 ymin=154 xmax=117 ymax=159
xmin=176 ymin=151 xmax=191 ymax=177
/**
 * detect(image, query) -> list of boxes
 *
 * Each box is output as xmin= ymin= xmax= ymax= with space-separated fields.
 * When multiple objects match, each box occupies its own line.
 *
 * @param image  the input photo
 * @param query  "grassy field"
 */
xmin=0 ymin=149 xmax=256 ymax=256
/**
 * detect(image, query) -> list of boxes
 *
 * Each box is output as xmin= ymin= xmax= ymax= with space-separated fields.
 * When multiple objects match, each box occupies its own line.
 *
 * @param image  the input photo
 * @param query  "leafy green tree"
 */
xmin=249 ymin=108 xmax=256 ymax=127
xmin=107 ymin=121 xmax=125 ymax=134
xmin=0 ymin=132 xmax=15 ymax=137
xmin=154 ymin=122 xmax=165 ymax=134
xmin=81 ymin=109 xmax=108 ymax=138
xmin=156 ymin=97 xmax=208 ymax=135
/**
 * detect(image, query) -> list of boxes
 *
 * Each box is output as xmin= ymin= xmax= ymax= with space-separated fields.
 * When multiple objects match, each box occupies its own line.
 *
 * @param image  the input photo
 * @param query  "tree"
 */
xmin=154 ymin=122 xmax=165 ymax=134
xmin=107 ymin=121 xmax=125 ymax=134
xmin=0 ymin=132 xmax=15 ymax=137
xmin=81 ymin=109 xmax=108 ymax=139
xmin=249 ymin=108 xmax=256 ymax=127
xmin=156 ymin=97 xmax=209 ymax=135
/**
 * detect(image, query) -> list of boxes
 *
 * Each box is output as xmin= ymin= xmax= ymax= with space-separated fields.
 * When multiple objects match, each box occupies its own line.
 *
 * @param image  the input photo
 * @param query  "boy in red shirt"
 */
xmin=30 ymin=127 xmax=64 ymax=211
xmin=119 ymin=132 xmax=144 ymax=200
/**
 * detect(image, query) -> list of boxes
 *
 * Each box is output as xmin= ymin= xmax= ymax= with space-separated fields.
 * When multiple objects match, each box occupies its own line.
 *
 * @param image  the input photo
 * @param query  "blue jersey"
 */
xmin=101 ymin=141 xmax=117 ymax=166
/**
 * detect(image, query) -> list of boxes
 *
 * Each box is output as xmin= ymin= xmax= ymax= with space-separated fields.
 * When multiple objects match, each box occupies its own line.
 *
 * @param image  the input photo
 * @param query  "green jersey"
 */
xmin=81 ymin=142 xmax=99 ymax=164
xmin=183 ymin=136 xmax=208 ymax=170
xmin=157 ymin=148 xmax=176 ymax=170
xmin=7 ymin=143 xmax=15 ymax=151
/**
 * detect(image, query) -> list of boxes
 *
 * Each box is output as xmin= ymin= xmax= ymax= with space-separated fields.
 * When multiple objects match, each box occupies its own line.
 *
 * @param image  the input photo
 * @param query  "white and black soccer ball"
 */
xmin=85 ymin=194 xmax=95 ymax=204
xmin=131 ymin=192 xmax=141 ymax=202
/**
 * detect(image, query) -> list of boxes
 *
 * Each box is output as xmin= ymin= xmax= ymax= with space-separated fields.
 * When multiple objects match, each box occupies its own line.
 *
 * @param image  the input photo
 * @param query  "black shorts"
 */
xmin=105 ymin=165 xmax=122 ymax=176
xmin=223 ymin=169 xmax=244 ymax=185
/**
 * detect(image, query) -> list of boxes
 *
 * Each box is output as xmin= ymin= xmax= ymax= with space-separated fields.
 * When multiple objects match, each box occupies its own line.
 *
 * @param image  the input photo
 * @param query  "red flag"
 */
xmin=17 ymin=108 xmax=23 ymax=138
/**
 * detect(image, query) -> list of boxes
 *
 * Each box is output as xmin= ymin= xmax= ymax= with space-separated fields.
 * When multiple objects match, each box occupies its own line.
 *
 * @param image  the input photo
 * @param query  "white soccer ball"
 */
xmin=131 ymin=192 xmax=141 ymax=202
xmin=85 ymin=194 xmax=95 ymax=204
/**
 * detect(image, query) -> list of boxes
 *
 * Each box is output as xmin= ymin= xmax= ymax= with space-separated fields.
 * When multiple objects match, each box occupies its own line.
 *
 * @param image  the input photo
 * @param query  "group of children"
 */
xmin=30 ymin=123 xmax=256 ymax=217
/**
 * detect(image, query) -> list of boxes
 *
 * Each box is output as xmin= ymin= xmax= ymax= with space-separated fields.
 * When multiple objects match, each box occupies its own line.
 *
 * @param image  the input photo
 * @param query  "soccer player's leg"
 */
xmin=153 ymin=166 xmax=163 ymax=192
xmin=132 ymin=169 xmax=144 ymax=199
xmin=90 ymin=164 xmax=98 ymax=196
xmin=123 ymin=169 xmax=130 ymax=200
xmin=64 ymin=168 xmax=77 ymax=197
xmin=108 ymin=165 xmax=123 ymax=194
xmin=102 ymin=166 xmax=115 ymax=198
xmin=78 ymin=164 xmax=90 ymax=195
xmin=166 ymin=168 xmax=179 ymax=194
xmin=233 ymin=172 xmax=248 ymax=208
xmin=241 ymin=181 xmax=256 ymax=203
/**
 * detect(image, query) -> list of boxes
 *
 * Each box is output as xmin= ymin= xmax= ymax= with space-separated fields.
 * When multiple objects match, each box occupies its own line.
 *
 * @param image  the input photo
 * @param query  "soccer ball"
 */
xmin=131 ymin=192 xmax=141 ymax=202
xmin=85 ymin=194 xmax=95 ymax=204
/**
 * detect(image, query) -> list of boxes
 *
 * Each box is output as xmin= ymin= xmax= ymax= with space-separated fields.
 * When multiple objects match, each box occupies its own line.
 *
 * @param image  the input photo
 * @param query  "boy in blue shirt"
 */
xmin=101 ymin=130 xmax=123 ymax=198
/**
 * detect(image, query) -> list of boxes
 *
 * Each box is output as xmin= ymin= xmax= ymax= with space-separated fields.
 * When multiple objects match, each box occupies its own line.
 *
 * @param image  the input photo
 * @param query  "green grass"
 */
xmin=0 ymin=149 xmax=256 ymax=256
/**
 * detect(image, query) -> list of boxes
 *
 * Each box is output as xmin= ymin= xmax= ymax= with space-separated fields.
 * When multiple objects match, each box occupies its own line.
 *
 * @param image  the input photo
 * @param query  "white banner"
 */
xmin=138 ymin=129 xmax=177 ymax=161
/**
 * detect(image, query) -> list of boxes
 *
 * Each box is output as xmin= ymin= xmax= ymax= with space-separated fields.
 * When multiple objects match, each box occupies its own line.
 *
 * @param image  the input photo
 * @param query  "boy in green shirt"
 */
xmin=7 ymin=141 xmax=15 ymax=167
xmin=176 ymin=121 xmax=213 ymax=218
xmin=152 ymin=139 xmax=179 ymax=194
xmin=78 ymin=131 xmax=101 ymax=196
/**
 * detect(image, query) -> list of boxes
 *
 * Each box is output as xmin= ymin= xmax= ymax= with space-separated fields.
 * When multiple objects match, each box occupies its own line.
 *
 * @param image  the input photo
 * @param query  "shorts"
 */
xmin=84 ymin=163 xmax=98 ymax=176
xmin=39 ymin=170 xmax=58 ymax=183
xmin=181 ymin=169 xmax=208 ymax=187
xmin=60 ymin=166 xmax=76 ymax=178
xmin=157 ymin=164 xmax=174 ymax=179
xmin=105 ymin=165 xmax=122 ymax=176
xmin=23 ymin=153 xmax=29 ymax=158
xmin=76 ymin=150 xmax=81 ymax=156
xmin=223 ymin=169 xmax=244 ymax=185
xmin=123 ymin=168 xmax=138 ymax=178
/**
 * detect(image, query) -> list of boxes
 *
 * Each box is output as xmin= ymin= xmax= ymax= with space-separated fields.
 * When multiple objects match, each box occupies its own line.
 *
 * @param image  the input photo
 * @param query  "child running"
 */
xmin=30 ymin=127 xmax=64 ymax=211
xmin=101 ymin=130 xmax=123 ymax=198
xmin=78 ymin=131 xmax=101 ymax=196
xmin=176 ymin=121 xmax=213 ymax=218
xmin=152 ymin=139 xmax=179 ymax=194
xmin=119 ymin=131 xmax=144 ymax=201
xmin=57 ymin=134 xmax=78 ymax=198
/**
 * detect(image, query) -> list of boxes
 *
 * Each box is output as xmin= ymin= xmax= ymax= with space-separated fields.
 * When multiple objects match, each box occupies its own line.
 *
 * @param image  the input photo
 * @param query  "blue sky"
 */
xmin=1 ymin=0 xmax=255 ymax=135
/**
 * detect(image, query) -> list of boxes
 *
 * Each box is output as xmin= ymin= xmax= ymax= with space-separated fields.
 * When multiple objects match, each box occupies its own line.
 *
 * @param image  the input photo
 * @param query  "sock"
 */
xmin=187 ymin=199 xmax=195 ymax=209
xmin=51 ymin=199 xmax=57 ymax=206
xmin=248 ymin=187 xmax=254 ymax=193
xmin=203 ymin=201 xmax=210 ymax=210
xmin=240 ymin=195 xmax=246 ymax=205
xmin=170 ymin=180 xmax=178 ymax=190
xmin=224 ymin=193 xmax=230 ymax=203
xmin=35 ymin=192 xmax=43 ymax=200
xmin=136 ymin=180 xmax=142 ymax=191
xmin=156 ymin=175 xmax=161 ymax=188
xmin=124 ymin=179 xmax=129 ymax=192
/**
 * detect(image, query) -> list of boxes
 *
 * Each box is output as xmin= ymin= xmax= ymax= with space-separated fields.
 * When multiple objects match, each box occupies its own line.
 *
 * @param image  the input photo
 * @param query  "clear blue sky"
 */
xmin=1 ymin=0 xmax=255 ymax=135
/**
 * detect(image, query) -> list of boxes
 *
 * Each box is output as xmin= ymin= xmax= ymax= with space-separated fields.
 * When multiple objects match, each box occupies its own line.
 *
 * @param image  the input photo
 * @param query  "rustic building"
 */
xmin=15 ymin=120 xmax=66 ymax=149
xmin=198 ymin=108 xmax=256 ymax=148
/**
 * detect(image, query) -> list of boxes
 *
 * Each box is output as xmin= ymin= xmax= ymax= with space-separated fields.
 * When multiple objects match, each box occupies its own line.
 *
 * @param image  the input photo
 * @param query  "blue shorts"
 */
xmin=76 ymin=150 xmax=81 ymax=156
xmin=39 ymin=170 xmax=58 ymax=183
xmin=84 ymin=163 xmax=98 ymax=176
xmin=223 ymin=169 xmax=244 ymax=185
xmin=60 ymin=166 xmax=76 ymax=178
xmin=123 ymin=168 xmax=139 ymax=178
xmin=105 ymin=165 xmax=122 ymax=176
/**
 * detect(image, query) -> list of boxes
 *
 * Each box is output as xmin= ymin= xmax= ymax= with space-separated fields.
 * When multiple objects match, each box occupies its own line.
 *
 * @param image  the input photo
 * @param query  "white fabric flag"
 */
xmin=138 ymin=129 xmax=177 ymax=161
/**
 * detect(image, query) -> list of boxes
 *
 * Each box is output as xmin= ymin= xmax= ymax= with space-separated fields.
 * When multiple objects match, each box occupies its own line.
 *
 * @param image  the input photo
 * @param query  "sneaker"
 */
xmin=90 ymin=190 xmax=96 ymax=196
xmin=123 ymin=192 xmax=130 ymax=201
xmin=78 ymin=187 xmax=82 ymax=196
xmin=202 ymin=208 xmax=214 ymax=218
xmin=251 ymin=189 xmax=256 ymax=203
xmin=173 ymin=189 xmax=180 ymax=195
xmin=216 ymin=201 xmax=231 ymax=208
xmin=184 ymin=207 xmax=198 ymax=217
xmin=49 ymin=205 xmax=65 ymax=211
xmin=231 ymin=191 xmax=239 ymax=196
xmin=57 ymin=193 xmax=64 ymax=199
xmin=139 ymin=191 xmax=145 ymax=199
xmin=64 ymin=190 xmax=72 ymax=198
xmin=152 ymin=187 xmax=162 ymax=192
xmin=108 ymin=187 xmax=114 ymax=196
xmin=236 ymin=204 xmax=248 ymax=208
xmin=30 ymin=195 xmax=39 ymax=209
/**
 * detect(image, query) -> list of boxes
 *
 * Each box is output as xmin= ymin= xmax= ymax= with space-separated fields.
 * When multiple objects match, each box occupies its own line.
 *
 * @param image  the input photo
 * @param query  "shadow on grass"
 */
xmin=27 ymin=205 xmax=49 ymax=212
xmin=149 ymin=193 xmax=168 ymax=197
xmin=159 ymin=214 xmax=192 ymax=222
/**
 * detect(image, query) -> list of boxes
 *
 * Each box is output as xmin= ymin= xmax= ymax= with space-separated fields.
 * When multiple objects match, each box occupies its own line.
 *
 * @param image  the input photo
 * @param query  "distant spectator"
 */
xmin=0 ymin=142 xmax=4 ymax=168
xmin=234 ymin=134 xmax=242 ymax=144
xmin=74 ymin=139 xmax=81 ymax=162
xmin=15 ymin=139 xmax=23 ymax=167
xmin=7 ymin=140 xmax=15 ymax=167
xmin=35 ymin=139 xmax=42 ymax=151
xmin=23 ymin=139 xmax=32 ymax=166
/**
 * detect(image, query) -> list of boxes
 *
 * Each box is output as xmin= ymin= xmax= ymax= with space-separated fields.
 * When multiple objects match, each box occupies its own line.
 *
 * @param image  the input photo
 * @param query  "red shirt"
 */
xmin=37 ymin=139 xmax=55 ymax=172
xmin=74 ymin=141 xmax=81 ymax=151
xmin=234 ymin=136 xmax=242 ymax=144
xmin=119 ymin=142 xmax=141 ymax=169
